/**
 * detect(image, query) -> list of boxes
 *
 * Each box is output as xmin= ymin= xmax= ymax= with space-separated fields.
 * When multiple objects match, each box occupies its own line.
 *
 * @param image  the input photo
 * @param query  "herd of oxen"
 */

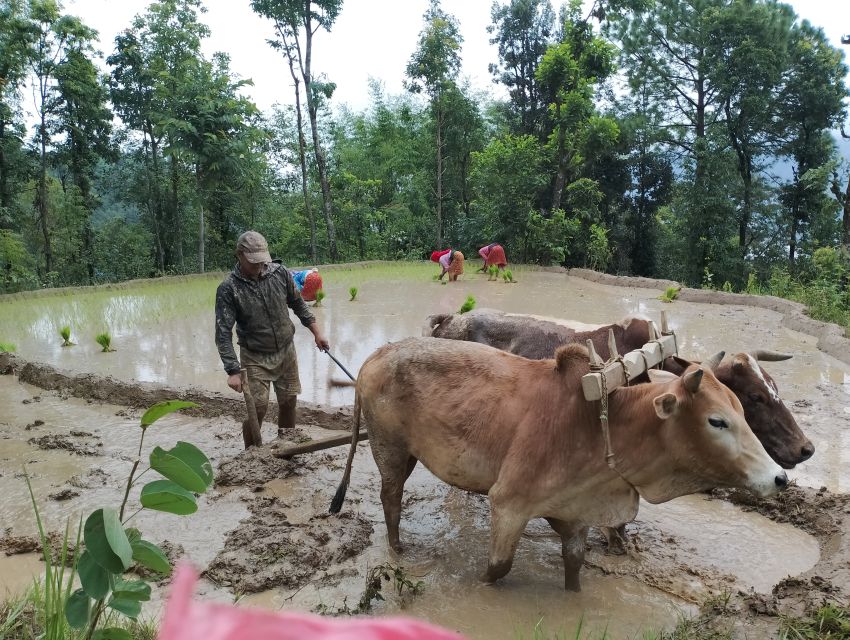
xmin=328 ymin=308 xmax=814 ymax=592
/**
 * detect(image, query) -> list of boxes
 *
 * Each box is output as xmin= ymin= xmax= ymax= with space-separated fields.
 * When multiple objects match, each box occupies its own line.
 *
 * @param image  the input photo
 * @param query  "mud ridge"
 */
xmin=568 ymin=268 xmax=850 ymax=366
xmin=0 ymin=353 xmax=352 ymax=430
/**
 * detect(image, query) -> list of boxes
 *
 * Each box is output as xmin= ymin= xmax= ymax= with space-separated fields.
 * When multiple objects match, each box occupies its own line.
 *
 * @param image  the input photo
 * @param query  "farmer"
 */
xmin=291 ymin=267 xmax=323 ymax=302
xmin=215 ymin=230 xmax=330 ymax=447
xmin=477 ymin=242 xmax=508 ymax=274
xmin=431 ymin=248 xmax=465 ymax=281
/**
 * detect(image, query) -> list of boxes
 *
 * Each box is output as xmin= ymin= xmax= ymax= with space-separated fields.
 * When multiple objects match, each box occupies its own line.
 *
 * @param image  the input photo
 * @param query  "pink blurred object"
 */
xmin=158 ymin=563 xmax=465 ymax=640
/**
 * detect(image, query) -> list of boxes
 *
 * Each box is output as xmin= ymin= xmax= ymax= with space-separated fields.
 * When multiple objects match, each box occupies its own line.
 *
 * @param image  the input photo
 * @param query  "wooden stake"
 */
xmin=241 ymin=369 xmax=263 ymax=449
xmin=607 ymin=328 xmax=618 ymax=360
xmin=660 ymin=310 xmax=671 ymax=335
xmin=586 ymin=339 xmax=604 ymax=369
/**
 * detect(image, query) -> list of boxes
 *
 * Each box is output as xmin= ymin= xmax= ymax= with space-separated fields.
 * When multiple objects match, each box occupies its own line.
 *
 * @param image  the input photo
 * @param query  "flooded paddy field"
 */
xmin=2 ymin=262 xmax=850 ymax=637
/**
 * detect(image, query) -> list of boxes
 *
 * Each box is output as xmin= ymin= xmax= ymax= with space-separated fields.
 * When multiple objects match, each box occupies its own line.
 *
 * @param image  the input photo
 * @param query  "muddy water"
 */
xmin=1 ymin=265 xmax=847 ymax=635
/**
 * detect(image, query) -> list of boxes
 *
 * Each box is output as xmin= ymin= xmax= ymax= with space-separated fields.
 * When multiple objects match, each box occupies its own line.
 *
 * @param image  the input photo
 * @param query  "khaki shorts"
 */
xmin=240 ymin=343 xmax=301 ymax=408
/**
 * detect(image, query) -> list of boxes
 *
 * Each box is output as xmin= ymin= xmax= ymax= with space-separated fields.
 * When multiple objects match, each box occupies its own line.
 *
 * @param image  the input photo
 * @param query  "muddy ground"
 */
xmin=3 ymin=268 xmax=850 ymax=637
xmin=1 ymin=370 xmax=846 ymax=638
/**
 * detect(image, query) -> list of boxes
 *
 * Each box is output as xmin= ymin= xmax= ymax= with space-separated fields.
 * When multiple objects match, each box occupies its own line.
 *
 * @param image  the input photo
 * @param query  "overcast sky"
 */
xmin=59 ymin=0 xmax=850 ymax=116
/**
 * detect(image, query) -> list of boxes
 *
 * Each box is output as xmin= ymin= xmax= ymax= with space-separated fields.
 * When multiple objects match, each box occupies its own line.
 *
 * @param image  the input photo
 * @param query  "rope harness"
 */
xmin=591 ymin=330 xmax=677 ymax=478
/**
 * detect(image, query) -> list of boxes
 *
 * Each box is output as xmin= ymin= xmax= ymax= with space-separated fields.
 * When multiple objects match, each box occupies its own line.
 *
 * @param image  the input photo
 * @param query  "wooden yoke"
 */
xmin=581 ymin=312 xmax=678 ymax=401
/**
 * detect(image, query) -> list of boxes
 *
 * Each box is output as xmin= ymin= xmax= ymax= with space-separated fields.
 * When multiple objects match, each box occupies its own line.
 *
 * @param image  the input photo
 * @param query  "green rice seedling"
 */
xmin=505 ymin=269 xmax=515 ymax=283
xmin=95 ymin=332 xmax=115 ymax=352
xmin=349 ymin=286 xmax=358 ymax=301
xmin=459 ymin=295 xmax=476 ymax=314
xmin=488 ymin=264 xmax=498 ymax=281
xmin=60 ymin=325 xmax=75 ymax=347
xmin=314 ymin=289 xmax=326 ymax=307
xmin=658 ymin=286 xmax=681 ymax=303
xmin=0 ymin=341 xmax=15 ymax=352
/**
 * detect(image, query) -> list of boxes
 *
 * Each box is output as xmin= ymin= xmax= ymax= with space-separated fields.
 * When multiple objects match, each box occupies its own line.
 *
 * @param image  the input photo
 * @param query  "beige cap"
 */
xmin=236 ymin=230 xmax=272 ymax=264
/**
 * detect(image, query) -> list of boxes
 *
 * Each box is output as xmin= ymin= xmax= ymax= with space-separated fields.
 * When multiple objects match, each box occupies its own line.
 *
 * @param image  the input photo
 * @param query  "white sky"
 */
xmin=59 ymin=0 xmax=850 ymax=116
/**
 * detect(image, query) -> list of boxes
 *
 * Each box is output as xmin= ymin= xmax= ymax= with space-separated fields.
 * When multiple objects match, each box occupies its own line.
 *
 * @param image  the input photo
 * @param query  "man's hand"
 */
xmin=314 ymin=333 xmax=330 ymax=351
xmin=227 ymin=373 xmax=243 ymax=393
xmin=309 ymin=322 xmax=330 ymax=352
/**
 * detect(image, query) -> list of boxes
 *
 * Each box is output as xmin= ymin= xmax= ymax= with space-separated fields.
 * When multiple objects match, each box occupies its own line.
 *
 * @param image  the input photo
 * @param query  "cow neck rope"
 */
xmin=595 ymin=361 xmax=636 ymax=490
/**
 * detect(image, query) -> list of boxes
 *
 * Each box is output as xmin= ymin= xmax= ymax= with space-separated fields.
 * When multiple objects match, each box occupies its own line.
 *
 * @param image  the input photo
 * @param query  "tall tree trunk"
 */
xmin=726 ymin=101 xmax=752 ymax=263
xmin=146 ymin=126 xmax=167 ymax=272
xmin=551 ymin=102 xmax=566 ymax=213
xmin=435 ymin=100 xmax=444 ymax=249
xmin=789 ymin=215 xmax=798 ymax=267
xmin=303 ymin=9 xmax=337 ymax=262
xmin=287 ymin=54 xmax=316 ymax=263
xmin=842 ymin=176 xmax=850 ymax=248
xmin=38 ymin=114 xmax=52 ymax=276
xmin=199 ymin=203 xmax=205 ymax=273
xmin=0 ymin=118 xmax=8 ymax=218
xmin=170 ymin=154 xmax=183 ymax=270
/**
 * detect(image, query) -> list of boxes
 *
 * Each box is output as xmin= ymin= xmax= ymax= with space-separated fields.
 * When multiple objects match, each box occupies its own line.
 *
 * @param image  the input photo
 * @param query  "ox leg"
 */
xmin=546 ymin=518 xmax=588 ymax=592
xmin=378 ymin=455 xmax=418 ymax=553
xmin=482 ymin=498 xmax=529 ymax=585
xmin=603 ymin=524 xmax=628 ymax=555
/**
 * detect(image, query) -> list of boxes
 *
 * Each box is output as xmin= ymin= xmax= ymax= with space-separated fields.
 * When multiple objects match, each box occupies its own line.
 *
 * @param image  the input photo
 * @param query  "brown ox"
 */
xmin=424 ymin=308 xmax=814 ymax=469
xmin=329 ymin=338 xmax=787 ymax=590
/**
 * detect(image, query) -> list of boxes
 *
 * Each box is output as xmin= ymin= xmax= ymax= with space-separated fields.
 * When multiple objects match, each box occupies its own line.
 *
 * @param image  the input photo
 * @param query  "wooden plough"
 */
xmin=274 ymin=311 xmax=679 ymax=457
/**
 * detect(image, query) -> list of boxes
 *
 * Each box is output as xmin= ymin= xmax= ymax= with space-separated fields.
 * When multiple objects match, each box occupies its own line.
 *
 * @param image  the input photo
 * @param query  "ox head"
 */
xmin=712 ymin=352 xmax=814 ymax=469
xmin=634 ymin=365 xmax=787 ymax=503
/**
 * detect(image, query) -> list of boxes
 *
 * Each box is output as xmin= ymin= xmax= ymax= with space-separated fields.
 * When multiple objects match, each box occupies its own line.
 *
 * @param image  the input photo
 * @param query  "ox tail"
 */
xmin=329 ymin=389 xmax=361 ymax=514
xmin=422 ymin=313 xmax=451 ymax=337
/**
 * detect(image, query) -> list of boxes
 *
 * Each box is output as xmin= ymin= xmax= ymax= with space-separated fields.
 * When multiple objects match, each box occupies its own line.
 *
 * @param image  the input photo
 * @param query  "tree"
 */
xmin=252 ymin=0 xmax=343 ymax=262
xmin=109 ymin=0 xmax=213 ymax=273
xmin=705 ymin=0 xmax=794 ymax=265
xmin=536 ymin=3 xmax=617 ymax=214
xmin=54 ymin=40 xmax=112 ymax=282
xmin=405 ymin=0 xmax=463 ymax=249
xmin=487 ymin=0 xmax=555 ymax=138
xmin=28 ymin=0 xmax=100 ymax=278
xmin=0 ymin=0 xmax=35 ymax=222
xmin=775 ymin=21 xmax=847 ymax=265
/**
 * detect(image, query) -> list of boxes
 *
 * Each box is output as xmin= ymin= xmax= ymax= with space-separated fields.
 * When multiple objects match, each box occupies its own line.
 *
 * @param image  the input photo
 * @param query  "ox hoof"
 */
xmin=605 ymin=538 xmax=628 ymax=556
xmin=564 ymin=579 xmax=582 ymax=592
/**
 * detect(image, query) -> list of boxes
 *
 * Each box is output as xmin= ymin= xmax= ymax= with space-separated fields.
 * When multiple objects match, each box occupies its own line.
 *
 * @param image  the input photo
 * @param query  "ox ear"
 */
xmin=682 ymin=368 xmax=704 ymax=393
xmin=647 ymin=369 xmax=678 ymax=384
xmin=654 ymin=392 xmax=678 ymax=419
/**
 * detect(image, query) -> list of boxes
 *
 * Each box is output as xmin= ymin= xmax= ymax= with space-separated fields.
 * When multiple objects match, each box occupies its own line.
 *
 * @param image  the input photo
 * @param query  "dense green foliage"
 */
xmin=0 ymin=0 xmax=848 ymax=324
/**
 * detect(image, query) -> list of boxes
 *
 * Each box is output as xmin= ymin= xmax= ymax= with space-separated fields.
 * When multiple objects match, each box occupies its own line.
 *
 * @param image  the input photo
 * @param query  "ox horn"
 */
xmin=704 ymin=351 xmax=725 ymax=371
xmin=748 ymin=350 xmax=792 ymax=362
xmin=682 ymin=368 xmax=704 ymax=393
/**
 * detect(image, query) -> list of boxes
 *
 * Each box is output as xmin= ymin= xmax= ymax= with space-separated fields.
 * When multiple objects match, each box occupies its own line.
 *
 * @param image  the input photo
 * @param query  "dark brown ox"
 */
xmin=424 ymin=308 xmax=814 ymax=469
xmin=330 ymin=338 xmax=787 ymax=590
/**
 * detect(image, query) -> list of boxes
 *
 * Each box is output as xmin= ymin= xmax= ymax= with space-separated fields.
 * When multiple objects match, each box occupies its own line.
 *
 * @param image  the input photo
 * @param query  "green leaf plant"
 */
xmin=349 ymin=286 xmax=358 ymax=301
xmin=57 ymin=400 xmax=209 ymax=639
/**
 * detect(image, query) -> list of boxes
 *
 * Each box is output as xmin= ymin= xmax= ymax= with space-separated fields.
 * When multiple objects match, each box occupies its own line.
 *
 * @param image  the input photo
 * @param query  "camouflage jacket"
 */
xmin=215 ymin=261 xmax=315 ymax=375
